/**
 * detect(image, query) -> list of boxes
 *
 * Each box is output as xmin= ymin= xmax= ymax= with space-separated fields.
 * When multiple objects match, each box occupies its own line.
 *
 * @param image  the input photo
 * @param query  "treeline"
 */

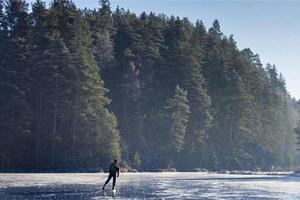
xmin=0 ymin=0 xmax=299 ymax=171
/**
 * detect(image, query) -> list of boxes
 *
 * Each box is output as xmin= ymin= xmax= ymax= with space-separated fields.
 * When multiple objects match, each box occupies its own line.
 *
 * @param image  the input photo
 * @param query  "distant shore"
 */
xmin=0 ymin=169 xmax=296 ymax=175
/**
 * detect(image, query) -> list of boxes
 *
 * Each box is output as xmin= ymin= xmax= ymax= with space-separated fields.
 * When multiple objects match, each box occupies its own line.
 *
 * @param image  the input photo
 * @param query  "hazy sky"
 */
xmin=27 ymin=0 xmax=300 ymax=100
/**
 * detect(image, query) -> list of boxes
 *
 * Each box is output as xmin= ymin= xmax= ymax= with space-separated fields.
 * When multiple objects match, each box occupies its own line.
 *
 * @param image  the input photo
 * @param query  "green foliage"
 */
xmin=294 ymin=121 xmax=300 ymax=151
xmin=0 ymin=0 xmax=299 ymax=171
xmin=0 ymin=0 xmax=33 ymax=169
xmin=166 ymin=85 xmax=191 ymax=153
xmin=132 ymin=152 xmax=141 ymax=170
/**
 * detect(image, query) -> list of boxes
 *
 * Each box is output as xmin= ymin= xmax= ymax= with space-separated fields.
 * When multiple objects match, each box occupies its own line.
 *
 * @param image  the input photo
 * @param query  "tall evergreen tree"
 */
xmin=48 ymin=0 xmax=120 ymax=167
xmin=28 ymin=0 xmax=72 ymax=169
xmin=85 ymin=0 xmax=114 ymax=69
xmin=166 ymin=85 xmax=190 ymax=154
xmin=0 ymin=0 xmax=32 ymax=169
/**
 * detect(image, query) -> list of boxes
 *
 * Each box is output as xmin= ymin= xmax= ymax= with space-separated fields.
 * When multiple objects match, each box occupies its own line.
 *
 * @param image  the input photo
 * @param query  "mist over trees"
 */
xmin=0 ymin=0 xmax=299 ymax=171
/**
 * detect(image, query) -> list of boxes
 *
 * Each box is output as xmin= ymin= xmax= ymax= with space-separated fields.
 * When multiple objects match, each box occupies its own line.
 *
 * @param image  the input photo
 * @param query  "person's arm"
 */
xmin=117 ymin=167 xmax=120 ymax=177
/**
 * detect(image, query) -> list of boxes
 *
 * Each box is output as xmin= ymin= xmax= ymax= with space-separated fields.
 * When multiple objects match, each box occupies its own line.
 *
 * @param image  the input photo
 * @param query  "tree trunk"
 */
xmin=35 ymin=91 xmax=43 ymax=169
xmin=71 ymin=82 xmax=79 ymax=165
xmin=51 ymin=78 xmax=58 ymax=169
xmin=8 ymin=127 xmax=14 ymax=168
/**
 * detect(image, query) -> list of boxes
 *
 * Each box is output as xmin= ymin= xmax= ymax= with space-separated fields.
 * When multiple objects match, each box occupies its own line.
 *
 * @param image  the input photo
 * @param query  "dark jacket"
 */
xmin=109 ymin=162 xmax=119 ymax=176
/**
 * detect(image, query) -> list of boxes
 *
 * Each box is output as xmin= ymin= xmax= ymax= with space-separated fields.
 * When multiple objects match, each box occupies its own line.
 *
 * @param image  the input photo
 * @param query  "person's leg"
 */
xmin=102 ymin=174 xmax=113 ymax=189
xmin=112 ymin=174 xmax=116 ymax=190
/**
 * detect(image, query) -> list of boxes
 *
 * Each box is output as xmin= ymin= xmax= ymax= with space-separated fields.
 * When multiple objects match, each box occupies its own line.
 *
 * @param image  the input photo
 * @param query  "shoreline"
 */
xmin=0 ymin=170 xmax=295 ymax=176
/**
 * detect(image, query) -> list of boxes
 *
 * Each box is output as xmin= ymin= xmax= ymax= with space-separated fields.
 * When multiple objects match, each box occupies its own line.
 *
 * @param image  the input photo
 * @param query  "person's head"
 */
xmin=114 ymin=159 xmax=118 ymax=164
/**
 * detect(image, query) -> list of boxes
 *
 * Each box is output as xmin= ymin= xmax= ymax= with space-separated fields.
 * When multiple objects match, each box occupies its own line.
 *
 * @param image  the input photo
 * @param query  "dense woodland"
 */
xmin=0 ymin=0 xmax=300 ymax=172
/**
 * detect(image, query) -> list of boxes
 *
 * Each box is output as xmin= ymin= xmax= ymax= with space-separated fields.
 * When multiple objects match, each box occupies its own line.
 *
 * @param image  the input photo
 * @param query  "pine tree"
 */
xmin=159 ymin=17 xmax=212 ymax=169
xmin=183 ymin=19 xmax=213 ymax=169
xmin=29 ymin=0 xmax=71 ymax=169
xmin=133 ymin=12 xmax=165 ymax=166
xmin=0 ymin=0 xmax=32 ymax=169
xmin=49 ymin=0 xmax=121 ymax=168
xmin=166 ymin=85 xmax=190 ymax=154
xmin=85 ymin=0 xmax=114 ymax=69
xmin=132 ymin=151 xmax=141 ymax=170
xmin=110 ymin=8 xmax=144 ymax=161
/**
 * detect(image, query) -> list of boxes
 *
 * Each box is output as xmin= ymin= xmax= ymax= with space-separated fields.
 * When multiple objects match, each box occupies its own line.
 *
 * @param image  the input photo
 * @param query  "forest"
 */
xmin=1 ymin=0 xmax=300 ymax=172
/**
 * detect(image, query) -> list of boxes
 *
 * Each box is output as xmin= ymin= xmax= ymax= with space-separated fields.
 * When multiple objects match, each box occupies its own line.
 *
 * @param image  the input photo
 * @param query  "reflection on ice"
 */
xmin=0 ymin=172 xmax=300 ymax=199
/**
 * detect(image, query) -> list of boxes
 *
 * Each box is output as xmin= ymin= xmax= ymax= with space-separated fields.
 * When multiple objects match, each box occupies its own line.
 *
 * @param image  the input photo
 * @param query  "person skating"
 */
xmin=102 ymin=159 xmax=120 ymax=191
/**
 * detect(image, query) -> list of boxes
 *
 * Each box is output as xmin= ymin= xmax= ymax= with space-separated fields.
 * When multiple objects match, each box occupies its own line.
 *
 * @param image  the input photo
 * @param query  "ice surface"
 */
xmin=0 ymin=172 xmax=300 ymax=199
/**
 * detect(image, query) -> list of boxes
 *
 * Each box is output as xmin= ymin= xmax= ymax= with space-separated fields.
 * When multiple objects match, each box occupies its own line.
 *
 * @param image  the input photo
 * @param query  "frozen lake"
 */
xmin=0 ymin=172 xmax=300 ymax=199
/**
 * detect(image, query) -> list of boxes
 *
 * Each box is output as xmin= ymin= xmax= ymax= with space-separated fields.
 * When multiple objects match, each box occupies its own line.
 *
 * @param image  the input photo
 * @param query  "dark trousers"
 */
xmin=104 ymin=173 xmax=116 ymax=190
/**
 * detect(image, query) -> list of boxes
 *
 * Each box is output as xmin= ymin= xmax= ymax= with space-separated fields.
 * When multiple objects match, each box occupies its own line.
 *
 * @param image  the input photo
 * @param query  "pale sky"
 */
xmin=27 ymin=0 xmax=300 ymax=100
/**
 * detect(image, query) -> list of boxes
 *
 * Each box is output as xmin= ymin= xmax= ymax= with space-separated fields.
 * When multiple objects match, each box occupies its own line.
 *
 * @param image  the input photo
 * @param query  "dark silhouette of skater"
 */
xmin=102 ymin=159 xmax=120 ymax=190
